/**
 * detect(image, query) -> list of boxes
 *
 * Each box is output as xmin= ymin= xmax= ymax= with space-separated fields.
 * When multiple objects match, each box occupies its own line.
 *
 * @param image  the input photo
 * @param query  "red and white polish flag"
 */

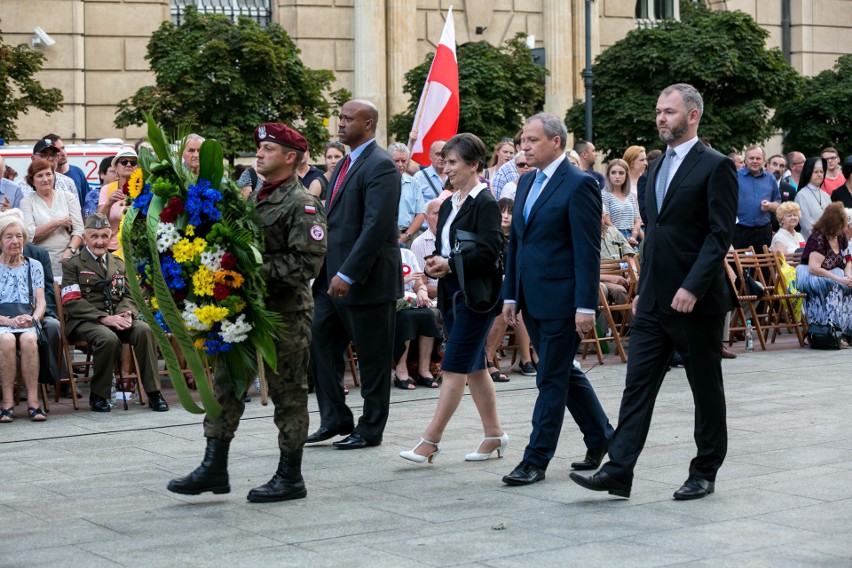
xmin=409 ymin=7 xmax=459 ymax=167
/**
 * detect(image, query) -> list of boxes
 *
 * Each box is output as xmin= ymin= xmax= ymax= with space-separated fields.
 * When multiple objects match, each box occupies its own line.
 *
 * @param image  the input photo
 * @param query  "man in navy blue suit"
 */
xmin=501 ymin=113 xmax=613 ymax=486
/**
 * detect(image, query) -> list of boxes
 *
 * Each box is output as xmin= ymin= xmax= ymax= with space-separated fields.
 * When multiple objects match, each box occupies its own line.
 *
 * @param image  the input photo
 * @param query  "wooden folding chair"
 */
xmin=763 ymin=246 xmax=808 ymax=345
xmin=596 ymin=257 xmax=639 ymax=363
xmin=724 ymin=260 xmax=765 ymax=349
xmin=55 ymin=282 xmax=145 ymax=409
xmin=579 ymin=323 xmax=605 ymax=365
xmin=346 ymin=343 xmax=360 ymax=387
xmin=12 ymin=368 xmax=50 ymax=412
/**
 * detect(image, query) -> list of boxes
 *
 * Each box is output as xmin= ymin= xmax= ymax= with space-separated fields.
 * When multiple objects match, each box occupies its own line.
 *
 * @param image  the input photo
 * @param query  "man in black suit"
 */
xmin=571 ymin=83 xmax=738 ymax=500
xmin=501 ymin=113 xmax=613 ymax=486
xmin=307 ymin=100 xmax=402 ymax=449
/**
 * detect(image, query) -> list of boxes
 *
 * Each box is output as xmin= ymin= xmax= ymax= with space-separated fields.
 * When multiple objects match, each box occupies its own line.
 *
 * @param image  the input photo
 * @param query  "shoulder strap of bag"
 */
xmin=25 ymin=259 xmax=34 ymax=308
xmin=423 ymin=170 xmax=441 ymax=198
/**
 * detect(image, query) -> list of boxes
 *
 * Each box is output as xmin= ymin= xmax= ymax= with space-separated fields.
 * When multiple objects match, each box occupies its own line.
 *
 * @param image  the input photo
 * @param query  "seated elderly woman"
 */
xmin=0 ymin=215 xmax=47 ymax=423
xmin=795 ymin=202 xmax=852 ymax=346
xmin=771 ymin=201 xmax=806 ymax=255
xmin=20 ymin=157 xmax=84 ymax=277
xmin=392 ymin=247 xmax=443 ymax=390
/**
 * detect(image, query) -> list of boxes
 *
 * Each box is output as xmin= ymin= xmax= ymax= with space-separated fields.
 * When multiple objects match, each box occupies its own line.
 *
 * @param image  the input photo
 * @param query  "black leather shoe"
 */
xmin=569 ymin=471 xmax=631 ymax=498
xmin=571 ymin=441 xmax=609 ymax=470
xmin=90 ymin=394 xmax=111 ymax=413
xmin=673 ymin=476 xmax=714 ymax=500
xmin=332 ymin=432 xmax=380 ymax=450
xmin=502 ymin=461 xmax=546 ymax=486
xmin=147 ymin=391 xmax=170 ymax=412
xmin=305 ymin=425 xmax=354 ymax=444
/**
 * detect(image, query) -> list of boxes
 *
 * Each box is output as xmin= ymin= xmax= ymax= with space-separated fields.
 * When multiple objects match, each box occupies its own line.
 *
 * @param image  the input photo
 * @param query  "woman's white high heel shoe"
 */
xmin=465 ymin=433 xmax=509 ymax=461
xmin=400 ymin=438 xmax=441 ymax=463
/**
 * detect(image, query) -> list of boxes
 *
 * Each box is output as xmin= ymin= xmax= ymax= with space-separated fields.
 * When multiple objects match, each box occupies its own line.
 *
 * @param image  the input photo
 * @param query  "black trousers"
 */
xmin=310 ymin=292 xmax=395 ymax=444
xmin=601 ymin=308 xmax=727 ymax=485
xmin=732 ymin=223 xmax=771 ymax=251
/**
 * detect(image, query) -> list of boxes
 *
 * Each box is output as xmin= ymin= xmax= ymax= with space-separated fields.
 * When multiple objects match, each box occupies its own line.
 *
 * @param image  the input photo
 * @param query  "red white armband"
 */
xmin=61 ymin=284 xmax=82 ymax=303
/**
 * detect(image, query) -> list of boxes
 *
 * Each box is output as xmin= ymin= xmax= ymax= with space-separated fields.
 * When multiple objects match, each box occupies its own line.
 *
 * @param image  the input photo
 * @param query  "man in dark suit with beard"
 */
xmin=571 ymin=83 xmax=738 ymax=500
xmin=307 ymin=100 xmax=402 ymax=449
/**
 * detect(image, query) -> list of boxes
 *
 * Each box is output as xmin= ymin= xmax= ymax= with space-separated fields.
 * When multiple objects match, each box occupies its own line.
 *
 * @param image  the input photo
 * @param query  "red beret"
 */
xmin=254 ymin=123 xmax=308 ymax=153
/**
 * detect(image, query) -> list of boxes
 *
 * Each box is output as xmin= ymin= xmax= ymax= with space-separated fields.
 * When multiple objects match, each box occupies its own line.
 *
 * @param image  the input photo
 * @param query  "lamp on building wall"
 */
xmin=31 ymin=27 xmax=56 ymax=48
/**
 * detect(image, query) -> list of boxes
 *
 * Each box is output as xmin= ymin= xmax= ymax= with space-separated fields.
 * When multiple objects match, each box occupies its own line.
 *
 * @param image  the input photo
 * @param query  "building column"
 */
xmin=543 ymin=0 xmax=574 ymax=120
xmin=386 ymin=0 xmax=417 ymax=141
xmin=354 ymin=0 xmax=388 ymax=146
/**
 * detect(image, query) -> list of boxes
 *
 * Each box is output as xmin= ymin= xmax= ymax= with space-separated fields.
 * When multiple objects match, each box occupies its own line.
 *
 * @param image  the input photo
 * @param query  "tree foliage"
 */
xmin=566 ymin=3 xmax=801 ymax=160
xmin=0 ymin=20 xmax=64 ymax=141
xmin=114 ymin=7 xmax=348 ymax=162
xmin=774 ymin=54 xmax=851 ymax=157
xmin=389 ymin=35 xmax=547 ymax=150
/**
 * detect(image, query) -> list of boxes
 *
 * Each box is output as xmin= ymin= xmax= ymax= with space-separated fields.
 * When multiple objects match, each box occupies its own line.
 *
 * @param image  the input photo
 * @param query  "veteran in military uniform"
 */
xmin=61 ymin=214 xmax=169 ymax=412
xmin=168 ymin=123 xmax=327 ymax=503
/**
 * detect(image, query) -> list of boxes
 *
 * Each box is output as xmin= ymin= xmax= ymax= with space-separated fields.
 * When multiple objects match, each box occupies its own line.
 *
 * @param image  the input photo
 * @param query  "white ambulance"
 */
xmin=0 ymin=139 xmax=130 ymax=191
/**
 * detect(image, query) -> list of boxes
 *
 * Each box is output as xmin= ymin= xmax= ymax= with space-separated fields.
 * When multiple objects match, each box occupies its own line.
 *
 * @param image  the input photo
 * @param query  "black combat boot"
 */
xmin=246 ymin=449 xmax=307 ymax=503
xmin=167 ymin=438 xmax=230 ymax=495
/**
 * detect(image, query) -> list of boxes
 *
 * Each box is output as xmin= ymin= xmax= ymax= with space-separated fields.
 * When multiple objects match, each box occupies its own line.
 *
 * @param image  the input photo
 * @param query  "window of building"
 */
xmin=635 ymin=0 xmax=683 ymax=27
xmin=171 ymin=0 xmax=272 ymax=28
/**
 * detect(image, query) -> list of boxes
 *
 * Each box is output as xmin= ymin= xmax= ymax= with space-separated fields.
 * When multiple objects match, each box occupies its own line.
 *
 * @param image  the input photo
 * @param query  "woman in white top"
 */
xmin=794 ymin=157 xmax=829 ymax=240
xmin=601 ymin=158 xmax=642 ymax=249
xmin=20 ymin=158 xmax=83 ymax=277
xmin=771 ymin=201 xmax=806 ymax=254
xmin=498 ymin=152 xmax=532 ymax=201
xmin=622 ymin=145 xmax=647 ymax=200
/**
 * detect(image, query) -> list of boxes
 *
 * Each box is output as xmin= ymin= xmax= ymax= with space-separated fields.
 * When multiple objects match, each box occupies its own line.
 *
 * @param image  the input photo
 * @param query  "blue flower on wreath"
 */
xmin=132 ymin=184 xmax=154 ymax=215
xmin=186 ymin=180 xmax=222 ymax=227
xmin=154 ymin=311 xmax=171 ymax=333
xmin=160 ymin=256 xmax=187 ymax=290
xmin=204 ymin=332 xmax=233 ymax=354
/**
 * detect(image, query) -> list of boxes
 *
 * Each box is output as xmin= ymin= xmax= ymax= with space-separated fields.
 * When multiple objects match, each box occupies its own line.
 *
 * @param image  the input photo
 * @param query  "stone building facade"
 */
xmin=3 ymin=0 xmax=851 ymax=147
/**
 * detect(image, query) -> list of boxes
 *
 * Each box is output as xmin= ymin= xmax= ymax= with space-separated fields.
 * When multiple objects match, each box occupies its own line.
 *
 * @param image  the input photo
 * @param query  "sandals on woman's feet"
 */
xmin=489 ymin=368 xmax=510 ymax=383
xmin=415 ymin=374 xmax=440 ymax=388
xmin=28 ymin=406 xmax=47 ymax=422
xmin=393 ymin=375 xmax=416 ymax=390
xmin=0 ymin=407 xmax=13 ymax=423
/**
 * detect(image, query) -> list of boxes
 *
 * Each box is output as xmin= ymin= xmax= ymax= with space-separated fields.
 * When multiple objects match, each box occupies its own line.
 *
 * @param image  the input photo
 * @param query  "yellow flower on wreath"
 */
xmin=127 ymin=168 xmax=144 ymax=199
xmin=194 ymin=338 xmax=205 ymax=350
xmin=173 ymin=237 xmax=208 ymax=264
xmin=185 ymin=224 xmax=195 ymax=237
xmin=214 ymin=270 xmax=245 ymax=289
xmin=195 ymin=305 xmax=230 ymax=326
xmin=193 ymin=266 xmax=216 ymax=296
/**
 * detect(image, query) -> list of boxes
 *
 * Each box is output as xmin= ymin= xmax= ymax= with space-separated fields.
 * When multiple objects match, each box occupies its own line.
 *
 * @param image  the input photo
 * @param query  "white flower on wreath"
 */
xmin=200 ymin=245 xmax=226 ymax=272
xmin=182 ymin=301 xmax=211 ymax=331
xmin=219 ymin=314 xmax=252 ymax=344
xmin=156 ymin=222 xmax=181 ymax=253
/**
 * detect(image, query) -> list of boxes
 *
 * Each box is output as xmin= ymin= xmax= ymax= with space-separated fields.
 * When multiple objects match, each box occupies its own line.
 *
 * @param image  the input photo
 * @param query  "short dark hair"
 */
xmin=573 ymin=139 xmax=593 ymax=155
xmin=98 ymin=156 xmax=113 ymax=177
xmin=441 ymin=133 xmax=488 ymax=173
xmin=497 ymin=197 xmax=514 ymax=212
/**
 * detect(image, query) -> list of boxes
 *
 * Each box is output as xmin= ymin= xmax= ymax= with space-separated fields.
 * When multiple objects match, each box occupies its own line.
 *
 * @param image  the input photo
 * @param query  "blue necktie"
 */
xmin=524 ymin=170 xmax=548 ymax=221
xmin=655 ymin=148 xmax=677 ymax=213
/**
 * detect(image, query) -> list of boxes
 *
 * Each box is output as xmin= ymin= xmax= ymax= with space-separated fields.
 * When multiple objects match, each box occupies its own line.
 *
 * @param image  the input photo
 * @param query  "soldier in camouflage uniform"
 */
xmin=168 ymin=124 xmax=327 ymax=502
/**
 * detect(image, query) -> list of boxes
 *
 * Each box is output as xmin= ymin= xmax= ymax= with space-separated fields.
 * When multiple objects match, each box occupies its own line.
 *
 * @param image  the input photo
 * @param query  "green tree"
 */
xmin=774 ymin=54 xmax=851 ymax=157
xmin=566 ymin=2 xmax=801 ymax=160
xmin=0 ymin=20 xmax=63 ymax=141
xmin=115 ymin=7 xmax=348 ymax=163
xmin=389 ymin=34 xmax=547 ymax=151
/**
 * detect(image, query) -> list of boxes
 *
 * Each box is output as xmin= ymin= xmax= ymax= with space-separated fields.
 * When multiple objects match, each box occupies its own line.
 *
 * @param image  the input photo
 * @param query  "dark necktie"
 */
xmin=328 ymin=155 xmax=351 ymax=210
xmin=656 ymin=148 xmax=677 ymax=213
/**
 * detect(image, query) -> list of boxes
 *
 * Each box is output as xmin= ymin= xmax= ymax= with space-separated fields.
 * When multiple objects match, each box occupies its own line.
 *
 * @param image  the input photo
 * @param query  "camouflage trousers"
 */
xmin=203 ymin=309 xmax=311 ymax=453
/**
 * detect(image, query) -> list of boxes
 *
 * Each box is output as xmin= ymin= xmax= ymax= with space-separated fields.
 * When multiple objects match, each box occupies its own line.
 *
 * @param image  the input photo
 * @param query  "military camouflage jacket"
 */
xmin=253 ymin=175 xmax=327 ymax=312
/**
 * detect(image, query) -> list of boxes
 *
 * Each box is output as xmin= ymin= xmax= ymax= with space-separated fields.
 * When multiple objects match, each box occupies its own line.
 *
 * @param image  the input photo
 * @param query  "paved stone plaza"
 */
xmin=2 ymin=340 xmax=850 ymax=567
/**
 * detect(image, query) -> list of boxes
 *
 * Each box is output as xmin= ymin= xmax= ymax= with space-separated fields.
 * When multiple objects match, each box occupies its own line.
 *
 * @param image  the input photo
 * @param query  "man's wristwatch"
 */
xmin=403 ymin=232 xmax=413 ymax=242
xmin=67 ymin=246 xmax=78 ymax=254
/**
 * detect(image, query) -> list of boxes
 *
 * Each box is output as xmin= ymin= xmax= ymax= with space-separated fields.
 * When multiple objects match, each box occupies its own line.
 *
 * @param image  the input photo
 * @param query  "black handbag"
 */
xmin=807 ymin=320 xmax=843 ymax=350
xmin=450 ymin=229 xmax=503 ymax=315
